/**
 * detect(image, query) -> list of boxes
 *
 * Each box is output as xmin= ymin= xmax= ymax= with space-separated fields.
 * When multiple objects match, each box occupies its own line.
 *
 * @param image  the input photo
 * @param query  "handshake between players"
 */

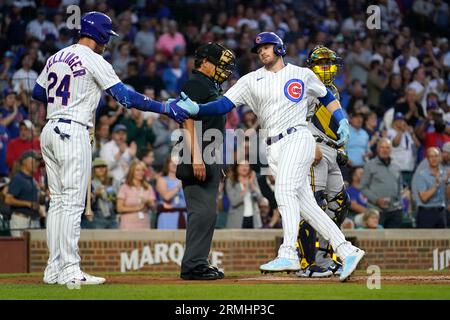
xmin=170 ymin=91 xmax=350 ymax=146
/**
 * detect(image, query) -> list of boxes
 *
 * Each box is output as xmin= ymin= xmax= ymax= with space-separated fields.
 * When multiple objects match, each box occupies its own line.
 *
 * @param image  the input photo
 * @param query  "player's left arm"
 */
xmin=92 ymin=57 xmax=191 ymax=123
xmin=106 ymin=82 xmax=191 ymax=124
xmin=305 ymin=69 xmax=349 ymax=145
xmin=320 ymin=91 xmax=349 ymax=146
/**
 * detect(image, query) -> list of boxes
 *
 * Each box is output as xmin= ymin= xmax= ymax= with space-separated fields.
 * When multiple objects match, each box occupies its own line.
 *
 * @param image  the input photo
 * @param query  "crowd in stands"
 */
xmin=0 ymin=0 xmax=449 ymax=235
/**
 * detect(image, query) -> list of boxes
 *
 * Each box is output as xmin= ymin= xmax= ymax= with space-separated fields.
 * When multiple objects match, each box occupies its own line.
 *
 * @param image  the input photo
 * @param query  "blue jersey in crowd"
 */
xmin=0 ymin=106 xmax=28 ymax=139
xmin=0 ymin=125 xmax=9 ymax=176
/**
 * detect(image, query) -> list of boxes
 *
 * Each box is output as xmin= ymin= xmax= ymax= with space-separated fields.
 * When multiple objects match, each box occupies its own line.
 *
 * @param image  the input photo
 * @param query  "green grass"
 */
xmin=1 ymin=270 xmax=449 ymax=300
xmin=1 ymin=269 xmax=447 ymax=279
xmin=1 ymin=283 xmax=450 ymax=300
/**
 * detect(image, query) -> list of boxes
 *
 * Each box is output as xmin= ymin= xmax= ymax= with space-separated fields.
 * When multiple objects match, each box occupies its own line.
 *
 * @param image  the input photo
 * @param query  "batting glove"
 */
xmin=336 ymin=119 xmax=350 ymax=146
xmin=178 ymin=92 xmax=199 ymax=115
xmin=163 ymin=97 xmax=190 ymax=124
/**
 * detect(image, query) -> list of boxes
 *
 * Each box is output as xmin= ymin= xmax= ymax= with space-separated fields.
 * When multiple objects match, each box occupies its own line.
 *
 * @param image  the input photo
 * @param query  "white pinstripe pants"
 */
xmin=267 ymin=127 xmax=354 ymax=260
xmin=41 ymin=120 xmax=91 ymax=283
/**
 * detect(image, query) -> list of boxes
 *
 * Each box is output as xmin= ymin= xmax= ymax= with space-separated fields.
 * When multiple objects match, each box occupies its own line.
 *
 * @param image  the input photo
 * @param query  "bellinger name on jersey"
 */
xmin=45 ymin=51 xmax=87 ymax=78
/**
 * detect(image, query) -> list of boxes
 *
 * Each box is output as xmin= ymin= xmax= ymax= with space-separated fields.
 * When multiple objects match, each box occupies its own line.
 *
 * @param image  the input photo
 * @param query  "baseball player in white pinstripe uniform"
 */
xmin=32 ymin=12 xmax=190 ymax=285
xmin=176 ymin=32 xmax=365 ymax=282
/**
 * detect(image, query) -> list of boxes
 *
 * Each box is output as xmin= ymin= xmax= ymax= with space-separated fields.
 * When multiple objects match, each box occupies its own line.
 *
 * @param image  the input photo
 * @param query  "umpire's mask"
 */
xmin=195 ymin=43 xmax=236 ymax=84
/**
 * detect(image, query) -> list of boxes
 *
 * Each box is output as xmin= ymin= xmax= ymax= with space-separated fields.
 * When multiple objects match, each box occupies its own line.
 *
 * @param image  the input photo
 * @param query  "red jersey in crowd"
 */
xmin=6 ymin=137 xmax=41 ymax=170
xmin=424 ymin=132 xmax=450 ymax=150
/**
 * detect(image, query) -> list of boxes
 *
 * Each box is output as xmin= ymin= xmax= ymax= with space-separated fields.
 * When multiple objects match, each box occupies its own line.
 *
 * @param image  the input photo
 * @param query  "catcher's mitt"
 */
xmin=336 ymin=149 xmax=349 ymax=166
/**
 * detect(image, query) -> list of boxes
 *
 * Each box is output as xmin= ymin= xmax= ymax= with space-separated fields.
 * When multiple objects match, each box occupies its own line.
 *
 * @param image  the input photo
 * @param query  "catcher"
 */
xmin=296 ymin=45 xmax=350 ymax=278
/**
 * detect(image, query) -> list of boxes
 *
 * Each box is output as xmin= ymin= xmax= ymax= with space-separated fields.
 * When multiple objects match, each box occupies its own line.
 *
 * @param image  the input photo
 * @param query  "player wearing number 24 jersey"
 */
xmin=32 ymin=12 xmax=190 ymax=286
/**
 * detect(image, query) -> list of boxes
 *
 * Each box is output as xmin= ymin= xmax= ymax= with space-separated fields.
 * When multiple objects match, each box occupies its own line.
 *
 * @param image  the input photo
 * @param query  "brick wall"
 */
xmin=356 ymin=239 xmax=450 ymax=270
xmin=27 ymin=230 xmax=450 ymax=273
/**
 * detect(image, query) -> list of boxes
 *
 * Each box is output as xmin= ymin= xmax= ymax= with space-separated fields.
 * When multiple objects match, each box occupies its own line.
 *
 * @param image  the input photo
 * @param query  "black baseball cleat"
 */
xmin=296 ymin=265 xmax=333 ymax=278
xmin=328 ymin=261 xmax=343 ymax=276
xmin=180 ymin=265 xmax=223 ymax=280
xmin=208 ymin=265 xmax=225 ymax=279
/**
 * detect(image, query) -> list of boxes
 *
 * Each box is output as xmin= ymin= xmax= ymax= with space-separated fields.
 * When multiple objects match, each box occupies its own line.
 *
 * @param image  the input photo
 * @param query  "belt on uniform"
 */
xmin=52 ymin=118 xmax=88 ymax=140
xmin=266 ymin=127 xmax=298 ymax=146
xmin=57 ymin=118 xmax=88 ymax=129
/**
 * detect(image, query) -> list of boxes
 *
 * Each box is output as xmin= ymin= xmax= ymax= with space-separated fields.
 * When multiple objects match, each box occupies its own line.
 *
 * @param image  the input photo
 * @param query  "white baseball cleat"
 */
xmin=340 ymin=249 xmax=365 ymax=282
xmin=63 ymin=273 xmax=106 ymax=285
xmin=260 ymin=257 xmax=301 ymax=273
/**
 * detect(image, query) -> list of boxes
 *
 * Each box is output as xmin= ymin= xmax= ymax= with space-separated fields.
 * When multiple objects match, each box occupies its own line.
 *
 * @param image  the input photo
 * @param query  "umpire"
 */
xmin=177 ymin=43 xmax=235 ymax=280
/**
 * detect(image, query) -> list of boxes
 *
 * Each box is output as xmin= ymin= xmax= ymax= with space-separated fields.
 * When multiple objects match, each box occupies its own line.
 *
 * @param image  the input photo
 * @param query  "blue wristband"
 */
xmin=332 ymin=108 xmax=345 ymax=123
xmin=318 ymin=88 xmax=336 ymax=106
xmin=197 ymin=96 xmax=235 ymax=116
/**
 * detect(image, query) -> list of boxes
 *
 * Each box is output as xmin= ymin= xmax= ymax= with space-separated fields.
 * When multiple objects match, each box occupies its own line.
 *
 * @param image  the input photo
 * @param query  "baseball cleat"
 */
xmin=340 ymin=249 xmax=365 ymax=282
xmin=260 ymin=257 xmax=301 ymax=273
xmin=296 ymin=265 xmax=333 ymax=278
xmin=62 ymin=272 xmax=106 ymax=285
xmin=328 ymin=261 xmax=343 ymax=276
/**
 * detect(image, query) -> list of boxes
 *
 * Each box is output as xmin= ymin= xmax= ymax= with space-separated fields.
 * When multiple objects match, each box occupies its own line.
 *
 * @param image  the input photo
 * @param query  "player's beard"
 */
xmin=94 ymin=44 xmax=107 ymax=54
xmin=262 ymin=54 xmax=280 ymax=69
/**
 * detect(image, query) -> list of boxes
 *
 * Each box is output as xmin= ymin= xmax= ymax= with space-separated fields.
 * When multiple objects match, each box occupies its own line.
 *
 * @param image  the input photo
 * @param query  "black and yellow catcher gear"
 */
xmin=311 ymin=83 xmax=341 ymax=141
xmin=306 ymin=45 xmax=342 ymax=86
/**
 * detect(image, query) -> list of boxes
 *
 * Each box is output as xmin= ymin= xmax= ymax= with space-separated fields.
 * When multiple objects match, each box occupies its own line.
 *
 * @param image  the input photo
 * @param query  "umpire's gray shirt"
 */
xmin=361 ymin=156 xmax=403 ymax=212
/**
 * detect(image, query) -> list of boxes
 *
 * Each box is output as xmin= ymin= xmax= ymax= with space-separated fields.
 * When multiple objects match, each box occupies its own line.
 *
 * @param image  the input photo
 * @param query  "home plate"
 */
xmin=241 ymin=276 xmax=295 ymax=281
xmin=240 ymin=275 xmax=336 ymax=281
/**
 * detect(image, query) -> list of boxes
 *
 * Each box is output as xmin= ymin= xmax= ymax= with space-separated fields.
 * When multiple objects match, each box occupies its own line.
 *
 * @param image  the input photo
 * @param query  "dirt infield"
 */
xmin=1 ymin=271 xmax=450 ymax=286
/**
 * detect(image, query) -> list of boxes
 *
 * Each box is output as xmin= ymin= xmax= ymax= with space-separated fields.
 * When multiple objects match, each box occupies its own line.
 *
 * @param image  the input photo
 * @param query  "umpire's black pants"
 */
xmin=181 ymin=165 xmax=221 ymax=273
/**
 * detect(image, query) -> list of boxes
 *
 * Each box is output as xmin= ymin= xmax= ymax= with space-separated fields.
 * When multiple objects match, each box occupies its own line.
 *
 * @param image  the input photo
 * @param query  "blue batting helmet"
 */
xmin=251 ymin=32 xmax=286 ymax=56
xmin=80 ymin=12 xmax=118 ymax=45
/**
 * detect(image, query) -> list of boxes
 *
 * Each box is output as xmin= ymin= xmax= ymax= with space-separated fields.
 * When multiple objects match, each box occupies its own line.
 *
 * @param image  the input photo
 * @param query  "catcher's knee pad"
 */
xmin=297 ymin=220 xmax=317 ymax=268
xmin=327 ymin=187 xmax=350 ymax=226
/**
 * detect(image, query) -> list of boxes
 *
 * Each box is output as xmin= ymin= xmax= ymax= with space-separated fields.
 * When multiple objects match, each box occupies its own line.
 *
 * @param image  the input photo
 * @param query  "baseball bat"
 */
xmin=85 ymin=115 xmax=95 ymax=217
xmin=313 ymin=134 xmax=341 ymax=149
xmin=85 ymin=173 xmax=93 ymax=216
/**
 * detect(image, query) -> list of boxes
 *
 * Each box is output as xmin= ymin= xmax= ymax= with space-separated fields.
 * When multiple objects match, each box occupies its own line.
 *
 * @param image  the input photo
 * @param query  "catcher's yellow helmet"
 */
xmin=306 ymin=45 xmax=341 ymax=86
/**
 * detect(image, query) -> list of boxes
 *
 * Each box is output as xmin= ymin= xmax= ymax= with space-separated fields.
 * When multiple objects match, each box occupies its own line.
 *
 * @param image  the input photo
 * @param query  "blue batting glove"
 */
xmin=178 ymin=92 xmax=199 ymax=115
xmin=163 ymin=98 xmax=190 ymax=124
xmin=336 ymin=118 xmax=350 ymax=146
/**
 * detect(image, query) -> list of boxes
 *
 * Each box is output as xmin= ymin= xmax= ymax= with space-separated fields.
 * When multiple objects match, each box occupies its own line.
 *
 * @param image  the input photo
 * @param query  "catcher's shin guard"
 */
xmin=316 ymin=187 xmax=350 ymax=264
xmin=327 ymin=187 xmax=350 ymax=227
xmin=297 ymin=190 xmax=327 ymax=268
xmin=297 ymin=220 xmax=317 ymax=269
